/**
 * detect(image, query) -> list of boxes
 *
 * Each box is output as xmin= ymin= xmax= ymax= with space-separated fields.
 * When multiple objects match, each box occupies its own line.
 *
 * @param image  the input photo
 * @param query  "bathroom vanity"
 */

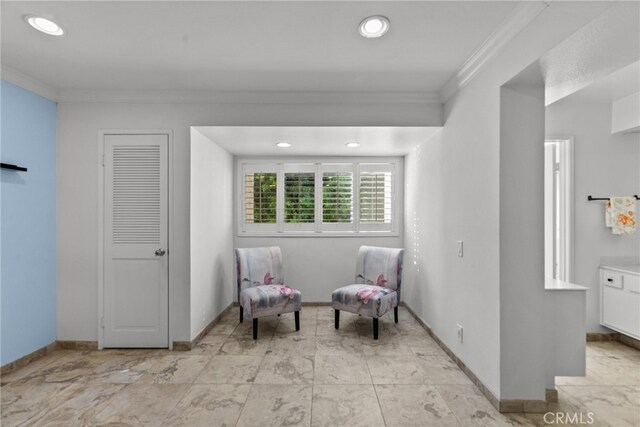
xmin=600 ymin=264 xmax=640 ymax=339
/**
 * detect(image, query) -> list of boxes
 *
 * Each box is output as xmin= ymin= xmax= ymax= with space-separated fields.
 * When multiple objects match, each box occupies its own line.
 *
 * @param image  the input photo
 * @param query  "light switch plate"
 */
xmin=456 ymin=241 xmax=463 ymax=257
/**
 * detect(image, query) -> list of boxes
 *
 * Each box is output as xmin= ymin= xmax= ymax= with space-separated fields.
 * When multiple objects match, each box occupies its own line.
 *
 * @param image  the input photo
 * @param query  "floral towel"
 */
xmin=605 ymin=197 xmax=637 ymax=235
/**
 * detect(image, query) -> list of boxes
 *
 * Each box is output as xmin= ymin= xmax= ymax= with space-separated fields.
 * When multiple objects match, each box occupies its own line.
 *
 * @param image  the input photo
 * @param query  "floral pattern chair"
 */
xmin=332 ymin=246 xmax=404 ymax=339
xmin=235 ymin=247 xmax=302 ymax=339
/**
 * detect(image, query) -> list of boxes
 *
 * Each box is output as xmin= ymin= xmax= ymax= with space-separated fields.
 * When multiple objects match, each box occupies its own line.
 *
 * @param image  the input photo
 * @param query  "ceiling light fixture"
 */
xmin=25 ymin=15 xmax=64 ymax=36
xmin=346 ymin=142 xmax=361 ymax=148
xmin=359 ymin=15 xmax=390 ymax=39
xmin=276 ymin=142 xmax=291 ymax=148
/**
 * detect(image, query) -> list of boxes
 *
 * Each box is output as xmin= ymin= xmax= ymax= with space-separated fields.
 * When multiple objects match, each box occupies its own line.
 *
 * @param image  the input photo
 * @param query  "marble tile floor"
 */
xmin=1 ymin=307 xmax=638 ymax=426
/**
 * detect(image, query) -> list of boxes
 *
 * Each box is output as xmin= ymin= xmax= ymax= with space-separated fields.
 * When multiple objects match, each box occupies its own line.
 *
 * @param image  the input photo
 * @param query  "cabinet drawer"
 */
xmin=626 ymin=274 xmax=640 ymax=294
xmin=601 ymin=271 xmax=623 ymax=289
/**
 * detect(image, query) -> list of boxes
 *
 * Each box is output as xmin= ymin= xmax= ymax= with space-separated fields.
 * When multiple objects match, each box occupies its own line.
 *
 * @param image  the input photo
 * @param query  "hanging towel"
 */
xmin=605 ymin=197 xmax=637 ymax=235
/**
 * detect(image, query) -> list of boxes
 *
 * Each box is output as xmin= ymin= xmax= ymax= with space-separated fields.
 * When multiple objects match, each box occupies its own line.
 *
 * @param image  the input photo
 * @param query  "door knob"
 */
xmin=155 ymin=248 xmax=166 ymax=256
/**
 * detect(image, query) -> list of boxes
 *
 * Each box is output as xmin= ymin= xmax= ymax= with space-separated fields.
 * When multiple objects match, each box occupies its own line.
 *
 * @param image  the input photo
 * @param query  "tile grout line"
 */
xmin=432 ymin=384 xmax=465 ymax=427
xmin=363 ymin=332 xmax=387 ymax=426
xmin=157 ymin=380 xmax=196 ymax=427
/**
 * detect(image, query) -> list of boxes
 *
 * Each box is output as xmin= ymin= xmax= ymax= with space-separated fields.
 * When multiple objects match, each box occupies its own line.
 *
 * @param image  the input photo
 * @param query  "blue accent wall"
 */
xmin=1 ymin=81 xmax=57 ymax=365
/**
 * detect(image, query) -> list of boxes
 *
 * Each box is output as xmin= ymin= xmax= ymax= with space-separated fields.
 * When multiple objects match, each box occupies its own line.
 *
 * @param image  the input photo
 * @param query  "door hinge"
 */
xmin=101 ymin=155 xmax=105 ymax=167
xmin=554 ymin=162 xmax=560 ymax=172
xmin=100 ymin=317 xmax=105 ymax=329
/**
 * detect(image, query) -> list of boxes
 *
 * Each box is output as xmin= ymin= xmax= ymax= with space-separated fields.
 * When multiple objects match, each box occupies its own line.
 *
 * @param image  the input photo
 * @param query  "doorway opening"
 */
xmin=544 ymin=137 xmax=574 ymax=282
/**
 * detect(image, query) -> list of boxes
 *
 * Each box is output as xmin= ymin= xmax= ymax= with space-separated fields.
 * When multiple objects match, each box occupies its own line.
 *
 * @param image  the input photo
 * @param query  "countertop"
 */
xmin=600 ymin=265 xmax=640 ymax=275
xmin=545 ymin=277 xmax=589 ymax=291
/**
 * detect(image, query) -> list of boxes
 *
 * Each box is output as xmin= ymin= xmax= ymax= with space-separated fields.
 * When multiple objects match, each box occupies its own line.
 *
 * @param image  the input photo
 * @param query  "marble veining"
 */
xmin=312 ymin=384 xmax=385 ymax=427
xmin=1 ymin=306 xmax=637 ymax=426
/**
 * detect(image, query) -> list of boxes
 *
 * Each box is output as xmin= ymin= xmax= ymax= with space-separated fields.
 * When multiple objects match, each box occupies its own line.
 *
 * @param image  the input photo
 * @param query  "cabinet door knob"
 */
xmin=155 ymin=248 xmax=166 ymax=256
xmin=607 ymin=278 xmax=613 ymax=282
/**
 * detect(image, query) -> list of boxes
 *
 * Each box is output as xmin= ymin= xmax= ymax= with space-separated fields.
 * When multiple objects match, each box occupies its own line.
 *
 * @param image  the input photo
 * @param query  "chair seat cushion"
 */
xmin=331 ymin=284 xmax=397 ymax=318
xmin=240 ymin=285 xmax=302 ymax=318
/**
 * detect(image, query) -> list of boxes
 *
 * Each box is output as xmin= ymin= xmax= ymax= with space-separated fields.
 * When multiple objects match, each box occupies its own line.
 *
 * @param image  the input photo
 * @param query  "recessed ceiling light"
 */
xmin=276 ymin=142 xmax=291 ymax=148
xmin=359 ymin=16 xmax=390 ymax=39
xmin=25 ymin=15 xmax=64 ymax=36
xmin=346 ymin=142 xmax=361 ymax=148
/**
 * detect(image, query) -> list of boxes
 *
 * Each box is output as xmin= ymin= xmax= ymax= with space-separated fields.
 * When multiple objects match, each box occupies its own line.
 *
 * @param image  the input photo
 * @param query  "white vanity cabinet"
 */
xmin=600 ymin=265 xmax=640 ymax=339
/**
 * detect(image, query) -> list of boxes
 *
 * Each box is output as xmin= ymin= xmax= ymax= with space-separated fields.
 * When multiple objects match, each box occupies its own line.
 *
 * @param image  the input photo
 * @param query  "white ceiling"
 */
xmin=194 ymin=126 xmax=441 ymax=156
xmin=1 ymin=1 xmax=518 ymax=94
xmin=542 ymin=2 xmax=639 ymax=106
xmin=561 ymin=61 xmax=640 ymax=104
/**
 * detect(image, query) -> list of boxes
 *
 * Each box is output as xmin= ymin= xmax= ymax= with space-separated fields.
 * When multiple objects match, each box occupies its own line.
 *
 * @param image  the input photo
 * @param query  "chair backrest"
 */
xmin=235 ymin=247 xmax=284 ymax=295
xmin=355 ymin=246 xmax=404 ymax=293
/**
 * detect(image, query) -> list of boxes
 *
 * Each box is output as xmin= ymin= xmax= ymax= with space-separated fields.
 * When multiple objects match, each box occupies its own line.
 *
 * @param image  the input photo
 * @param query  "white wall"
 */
xmin=403 ymin=2 xmax=612 ymax=400
xmin=190 ymin=129 xmax=234 ymax=340
xmin=546 ymin=99 xmax=640 ymax=333
xmin=235 ymin=237 xmax=404 ymax=302
xmin=612 ymin=92 xmax=640 ymax=134
xmin=57 ymin=101 xmax=436 ymax=342
xmin=499 ymin=79 xmax=546 ymax=400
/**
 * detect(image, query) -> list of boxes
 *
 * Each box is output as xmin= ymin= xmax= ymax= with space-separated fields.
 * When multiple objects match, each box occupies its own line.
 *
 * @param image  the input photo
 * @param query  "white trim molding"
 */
xmin=97 ymin=129 xmax=174 ymax=350
xmin=440 ymin=1 xmax=549 ymax=103
xmin=545 ymin=135 xmax=575 ymax=283
xmin=1 ymin=65 xmax=59 ymax=102
xmin=57 ymin=90 xmax=442 ymax=105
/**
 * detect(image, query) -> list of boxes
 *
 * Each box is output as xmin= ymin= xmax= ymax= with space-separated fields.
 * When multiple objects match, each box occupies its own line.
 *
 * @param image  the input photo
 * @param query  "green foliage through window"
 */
xmin=322 ymin=173 xmax=353 ymax=223
xmin=242 ymin=162 xmax=395 ymax=232
xmin=244 ymin=172 xmax=277 ymax=223
xmin=284 ymin=173 xmax=315 ymax=223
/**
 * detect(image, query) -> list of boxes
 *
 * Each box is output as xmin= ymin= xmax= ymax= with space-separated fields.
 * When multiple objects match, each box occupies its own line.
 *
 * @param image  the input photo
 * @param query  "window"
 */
xmin=244 ymin=172 xmax=277 ymax=224
xmin=322 ymin=172 xmax=353 ymax=224
xmin=284 ymin=172 xmax=315 ymax=223
xmin=238 ymin=159 xmax=400 ymax=235
xmin=359 ymin=166 xmax=393 ymax=230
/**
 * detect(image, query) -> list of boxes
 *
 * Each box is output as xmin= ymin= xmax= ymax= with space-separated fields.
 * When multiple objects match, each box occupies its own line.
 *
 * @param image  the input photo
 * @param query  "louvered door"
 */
xmin=104 ymin=134 xmax=168 ymax=347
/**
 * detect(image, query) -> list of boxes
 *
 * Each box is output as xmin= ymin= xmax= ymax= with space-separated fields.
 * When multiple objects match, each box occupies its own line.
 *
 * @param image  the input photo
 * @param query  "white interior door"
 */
xmin=104 ymin=134 xmax=169 ymax=348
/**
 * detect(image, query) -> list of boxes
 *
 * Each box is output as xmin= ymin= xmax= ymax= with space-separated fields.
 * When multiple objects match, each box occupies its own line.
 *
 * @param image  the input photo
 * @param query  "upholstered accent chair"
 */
xmin=235 ymin=247 xmax=302 ymax=339
xmin=332 ymin=246 xmax=404 ymax=339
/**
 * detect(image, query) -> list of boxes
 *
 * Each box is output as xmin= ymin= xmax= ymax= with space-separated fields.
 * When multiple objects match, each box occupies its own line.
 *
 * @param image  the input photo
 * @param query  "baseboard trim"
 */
xmin=546 ymin=388 xmax=559 ymax=403
xmin=617 ymin=334 xmax=640 ymax=350
xmin=0 ymin=341 xmax=58 ymax=376
xmin=587 ymin=332 xmax=640 ymax=350
xmin=173 ymin=303 xmax=235 ymax=351
xmin=57 ymin=340 xmax=99 ymax=351
xmin=401 ymin=302 xmax=547 ymax=414
xmin=586 ymin=332 xmax=618 ymax=342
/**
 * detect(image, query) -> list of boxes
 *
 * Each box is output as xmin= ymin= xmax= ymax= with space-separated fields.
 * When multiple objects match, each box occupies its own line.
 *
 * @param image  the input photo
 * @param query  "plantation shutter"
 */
xmin=242 ymin=164 xmax=279 ymax=232
xmin=284 ymin=172 xmax=315 ymax=223
xmin=319 ymin=164 xmax=354 ymax=232
xmin=283 ymin=164 xmax=315 ymax=231
xmin=359 ymin=164 xmax=394 ymax=231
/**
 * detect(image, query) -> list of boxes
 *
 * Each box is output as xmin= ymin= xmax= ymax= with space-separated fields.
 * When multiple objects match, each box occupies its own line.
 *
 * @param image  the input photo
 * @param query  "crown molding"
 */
xmin=440 ymin=1 xmax=549 ymax=103
xmin=1 ymin=66 xmax=59 ymax=102
xmin=56 ymin=89 xmax=442 ymax=105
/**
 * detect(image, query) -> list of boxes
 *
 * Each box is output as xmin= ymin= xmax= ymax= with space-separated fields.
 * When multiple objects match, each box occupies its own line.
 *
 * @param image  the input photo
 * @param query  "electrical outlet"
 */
xmin=457 ymin=324 xmax=463 ymax=343
xmin=456 ymin=241 xmax=463 ymax=257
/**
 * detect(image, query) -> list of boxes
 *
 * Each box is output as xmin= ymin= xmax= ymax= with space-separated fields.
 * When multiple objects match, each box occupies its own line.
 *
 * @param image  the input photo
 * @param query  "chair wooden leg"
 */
xmin=335 ymin=309 xmax=340 ymax=329
xmin=394 ymin=306 xmax=398 ymax=324
xmin=373 ymin=318 xmax=379 ymax=340
xmin=252 ymin=318 xmax=258 ymax=340
xmin=295 ymin=311 xmax=300 ymax=331
xmin=240 ymin=306 xmax=243 ymax=323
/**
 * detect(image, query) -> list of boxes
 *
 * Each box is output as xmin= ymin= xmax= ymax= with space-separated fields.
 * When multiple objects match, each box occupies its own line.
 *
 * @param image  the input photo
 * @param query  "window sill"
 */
xmin=237 ymin=231 xmax=400 ymax=238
